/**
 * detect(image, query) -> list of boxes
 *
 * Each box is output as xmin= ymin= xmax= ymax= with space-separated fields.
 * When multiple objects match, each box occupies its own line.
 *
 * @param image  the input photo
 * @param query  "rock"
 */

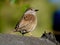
xmin=0 ymin=34 xmax=57 ymax=45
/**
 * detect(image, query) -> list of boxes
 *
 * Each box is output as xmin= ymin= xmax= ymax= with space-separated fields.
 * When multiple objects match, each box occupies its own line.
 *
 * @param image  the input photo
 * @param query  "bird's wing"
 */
xmin=15 ymin=14 xmax=35 ymax=30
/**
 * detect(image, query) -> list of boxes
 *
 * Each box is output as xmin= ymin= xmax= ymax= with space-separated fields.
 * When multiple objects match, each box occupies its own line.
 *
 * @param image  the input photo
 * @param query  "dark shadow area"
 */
xmin=55 ymin=35 xmax=60 ymax=43
xmin=53 ymin=9 xmax=60 ymax=31
xmin=53 ymin=9 xmax=60 ymax=42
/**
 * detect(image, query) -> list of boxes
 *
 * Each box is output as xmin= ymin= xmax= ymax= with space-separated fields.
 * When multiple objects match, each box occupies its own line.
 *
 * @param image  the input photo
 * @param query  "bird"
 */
xmin=14 ymin=8 xmax=38 ymax=36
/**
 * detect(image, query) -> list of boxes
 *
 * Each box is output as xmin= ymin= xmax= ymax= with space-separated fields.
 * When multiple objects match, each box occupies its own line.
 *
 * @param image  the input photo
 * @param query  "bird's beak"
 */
xmin=35 ymin=9 xmax=39 ymax=11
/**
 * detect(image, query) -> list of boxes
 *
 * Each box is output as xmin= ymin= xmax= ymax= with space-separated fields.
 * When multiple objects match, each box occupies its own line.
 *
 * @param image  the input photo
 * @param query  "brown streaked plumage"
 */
xmin=14 ymin=8 xmax=38 ymax=35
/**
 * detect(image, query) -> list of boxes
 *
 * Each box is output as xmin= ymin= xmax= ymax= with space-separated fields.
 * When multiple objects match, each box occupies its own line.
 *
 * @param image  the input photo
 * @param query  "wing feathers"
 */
xmin=15 ymin=14 xmax=36 ymax=32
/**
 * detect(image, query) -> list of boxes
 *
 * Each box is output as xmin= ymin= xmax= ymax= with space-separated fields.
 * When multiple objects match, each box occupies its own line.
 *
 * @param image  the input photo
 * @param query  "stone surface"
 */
xmin=0 ymin=34 xmax=57 ymax=45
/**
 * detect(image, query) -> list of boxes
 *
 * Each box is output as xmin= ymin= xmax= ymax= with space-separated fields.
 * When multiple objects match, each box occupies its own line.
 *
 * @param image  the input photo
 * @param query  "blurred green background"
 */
xmin=0 ymin=0 xmax=56 ymax=37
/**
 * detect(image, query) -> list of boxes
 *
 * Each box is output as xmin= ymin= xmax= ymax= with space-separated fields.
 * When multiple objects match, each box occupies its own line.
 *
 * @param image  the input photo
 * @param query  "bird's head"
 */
xmin=25 ymin=8 xmax=39 ymax=15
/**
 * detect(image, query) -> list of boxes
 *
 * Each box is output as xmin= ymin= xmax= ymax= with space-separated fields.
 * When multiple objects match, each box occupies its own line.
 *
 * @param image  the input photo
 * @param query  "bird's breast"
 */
xmin=24 ymin=14 xmax=36 ymax=22
xmin=23 ymin=14 xmax=37 ymax=32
